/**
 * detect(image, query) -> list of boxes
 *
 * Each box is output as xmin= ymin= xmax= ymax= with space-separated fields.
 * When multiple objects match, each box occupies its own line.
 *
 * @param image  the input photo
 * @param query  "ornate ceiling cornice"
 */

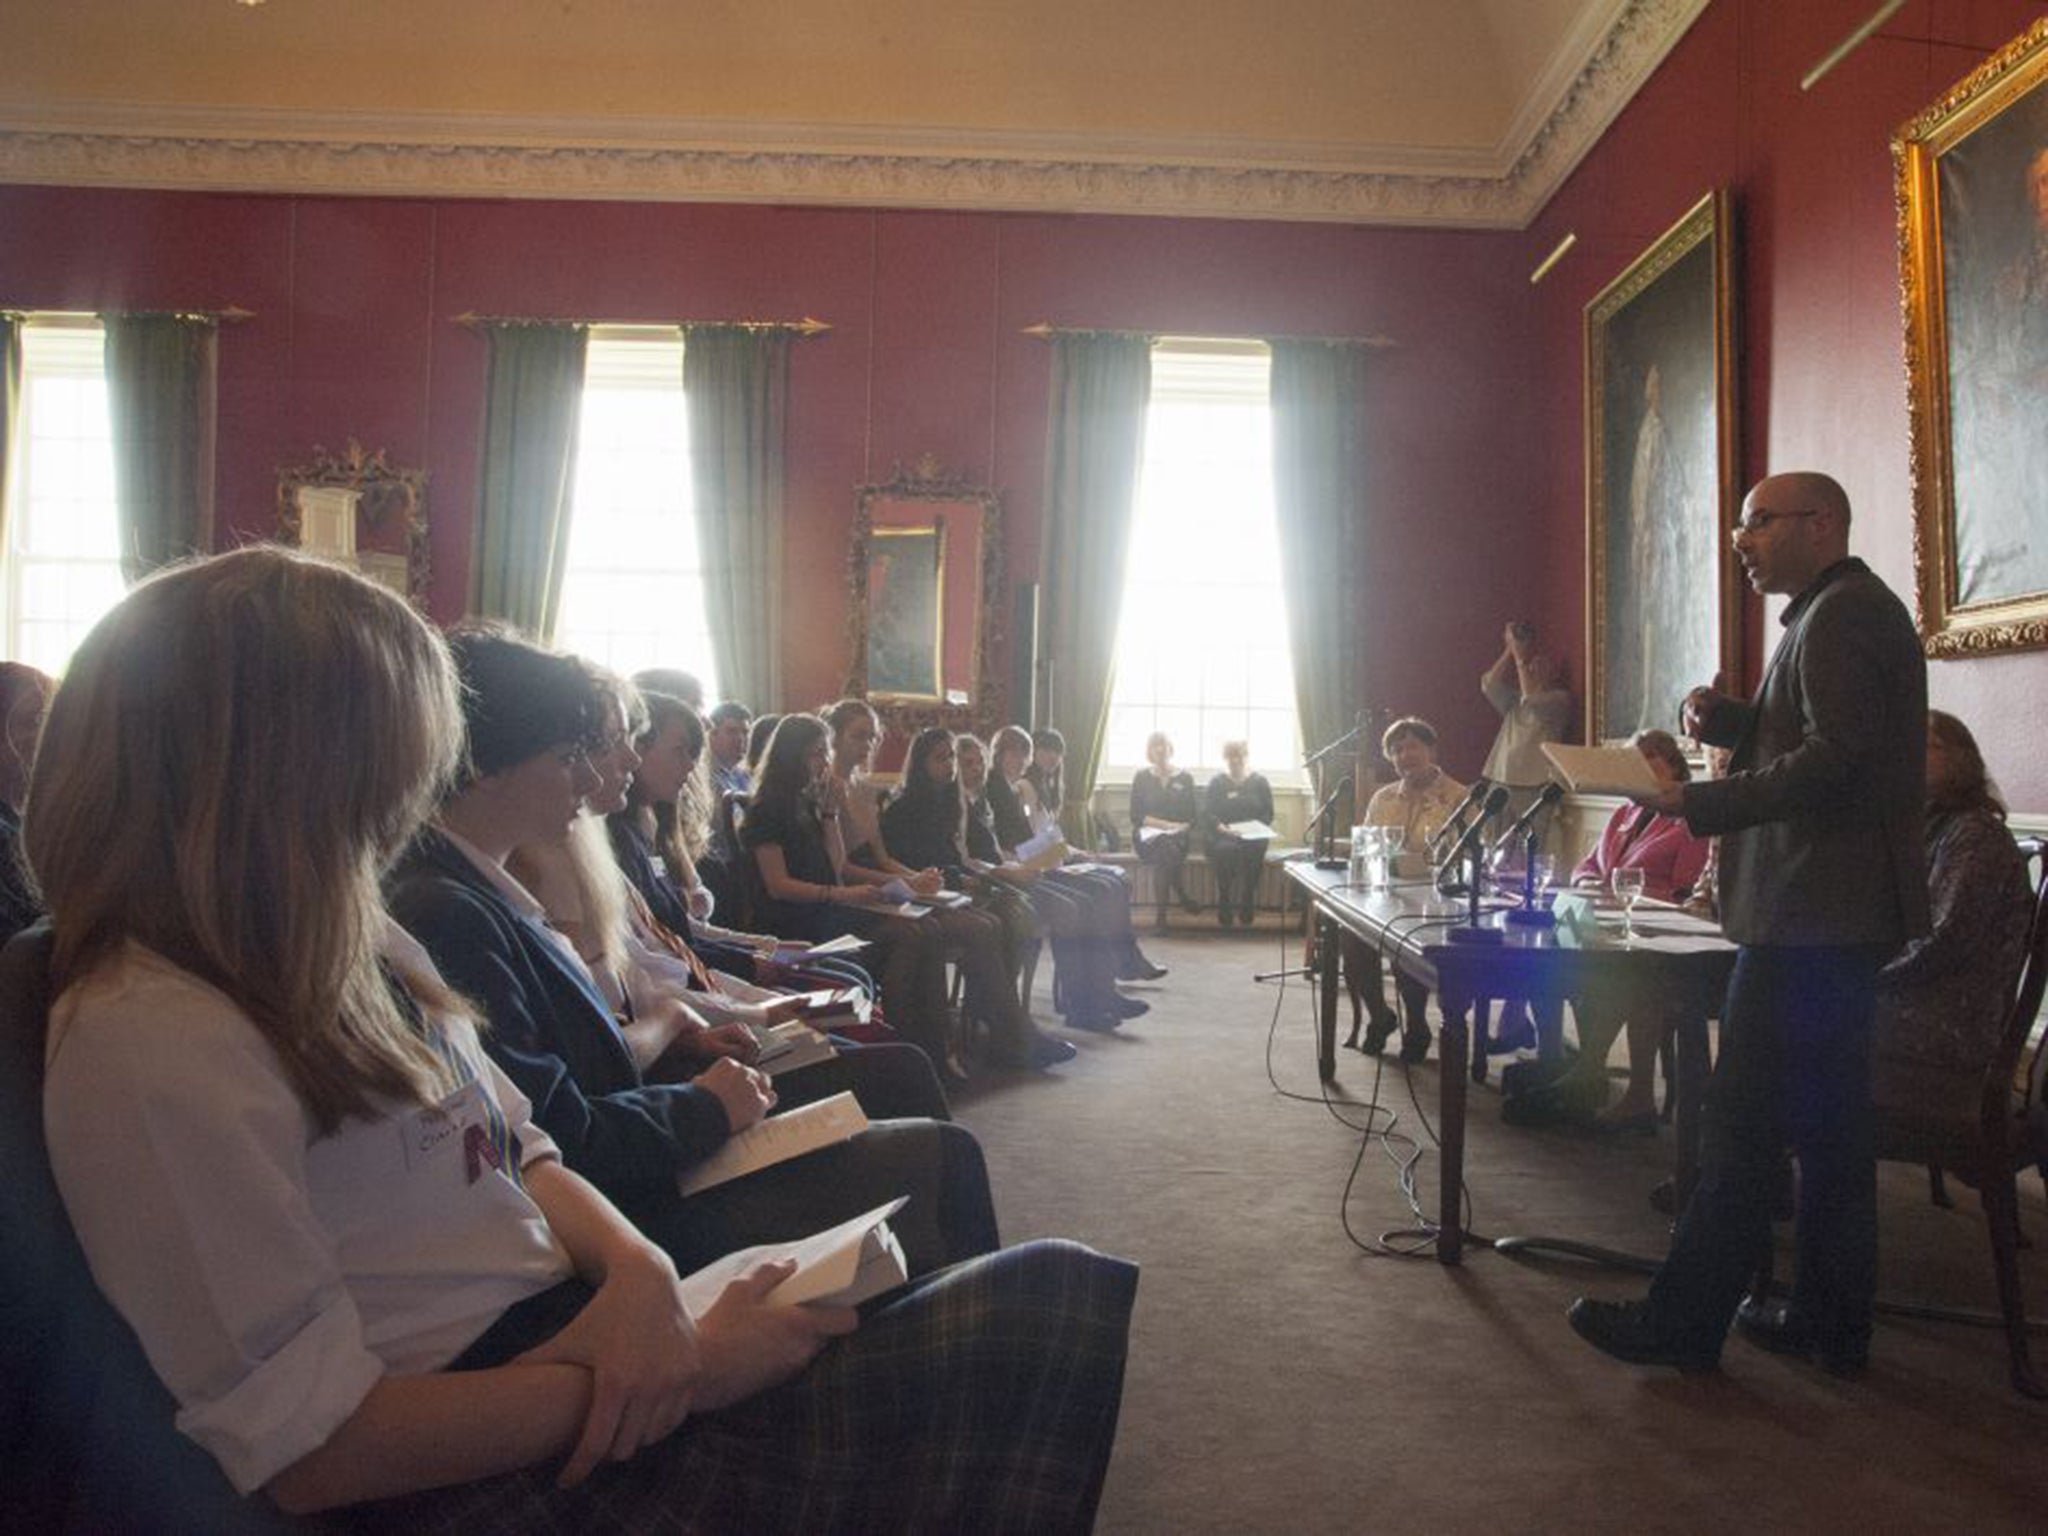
xmin=0 ymin=0 xmax=1708 ymax=229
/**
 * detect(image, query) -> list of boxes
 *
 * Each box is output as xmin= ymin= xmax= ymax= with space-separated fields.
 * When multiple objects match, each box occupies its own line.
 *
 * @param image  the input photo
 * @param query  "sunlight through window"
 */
xmin=1103 ymin=341 xmax=1301 ymax=780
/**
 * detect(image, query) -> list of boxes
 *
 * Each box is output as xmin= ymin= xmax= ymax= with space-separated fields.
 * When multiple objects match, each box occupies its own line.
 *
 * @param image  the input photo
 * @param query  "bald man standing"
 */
xmin=1570 ymin=471 xmax=1928 ymax=1377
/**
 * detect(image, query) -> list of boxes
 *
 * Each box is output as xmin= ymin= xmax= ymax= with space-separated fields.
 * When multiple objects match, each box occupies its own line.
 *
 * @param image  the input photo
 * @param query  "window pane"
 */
xmin=553 ymin=331 xmax=726 ymax=702
xmin=5 ymin=323 xmax=123 ymax=674
xmin=1102 ymin=343 xmax=1302 ymax=782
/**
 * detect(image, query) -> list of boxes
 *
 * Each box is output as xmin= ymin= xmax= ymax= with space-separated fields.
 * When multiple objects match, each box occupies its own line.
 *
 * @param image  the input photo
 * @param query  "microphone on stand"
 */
xmin=1486 ymin=780 xmax=1566 ymax=859
xmin=1436 ymin=784 xmax=1510 ymax=878
xmin=1310 ymin=774 xmax=1354 ymax=871
xmin=1425 ymin=777 xmax=1493 ymax=861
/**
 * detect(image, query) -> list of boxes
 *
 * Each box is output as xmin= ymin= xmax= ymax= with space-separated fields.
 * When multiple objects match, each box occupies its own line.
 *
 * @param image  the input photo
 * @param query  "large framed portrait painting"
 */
xmin=1584 ymin=189 xmax=1739 ymax=744
xmin=1896 ymin=18 xmax=2048 ymax=657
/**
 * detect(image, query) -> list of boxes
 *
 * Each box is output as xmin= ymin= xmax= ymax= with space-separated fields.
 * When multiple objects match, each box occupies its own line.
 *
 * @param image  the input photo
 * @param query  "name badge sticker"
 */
xmin=400 ymin=1077 xmax=490 ymax=1174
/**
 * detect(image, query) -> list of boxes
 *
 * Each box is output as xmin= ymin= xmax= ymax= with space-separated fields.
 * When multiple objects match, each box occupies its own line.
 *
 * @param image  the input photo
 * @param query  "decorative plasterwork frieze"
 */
xmin=0 ymin=0 xmax=1708 ymax=229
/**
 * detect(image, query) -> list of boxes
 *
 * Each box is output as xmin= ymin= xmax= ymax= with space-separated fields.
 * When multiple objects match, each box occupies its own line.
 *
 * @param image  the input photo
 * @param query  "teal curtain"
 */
xmin=1039 ymin=333 xmax=1153 ymax=849
xmin=0 ymin=318 xmax=19 ymax=560
xmin=472 ymin=322 xmax=588 ymax=635
xmin=1270 ymin=339 xmax=1368 ymax=768
xmin=684 ymin=325 xmax=788 ymax=710
xmin=103 ymin=314 xmax=218 ymax=584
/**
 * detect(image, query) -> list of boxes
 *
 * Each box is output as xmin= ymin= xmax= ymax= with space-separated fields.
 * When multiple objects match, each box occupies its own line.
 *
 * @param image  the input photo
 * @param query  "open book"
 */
xmin=1218 ymin=819 xmax=1279 ymax=841
xmin=1540 ymin=742 xmax=1660 ymax=798
xmin=679 ymin=1198 xmax=910 ymax=1311
xmin=750 ymin=1018 xmax=841 ymax=1077
xmin=677 ymin=1090 xmax=870 ymax=1197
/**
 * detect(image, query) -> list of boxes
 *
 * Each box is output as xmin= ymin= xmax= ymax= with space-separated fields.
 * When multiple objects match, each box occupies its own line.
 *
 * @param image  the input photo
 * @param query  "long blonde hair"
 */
xmin=27 ymin=547 xmax=462 ymax=1133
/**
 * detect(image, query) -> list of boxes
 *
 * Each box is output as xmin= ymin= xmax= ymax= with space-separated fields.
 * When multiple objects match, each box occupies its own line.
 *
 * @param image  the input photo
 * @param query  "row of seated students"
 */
xmin=11 ymin=548 xmax=1137 ymax=1530
xmin=1339 ymin=708 xmax=2033 ymax=1141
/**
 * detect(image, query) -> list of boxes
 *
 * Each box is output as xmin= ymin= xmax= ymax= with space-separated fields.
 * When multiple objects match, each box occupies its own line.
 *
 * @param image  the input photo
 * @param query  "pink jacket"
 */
xmin=1571 ymin=804 xmax=1709 ymax=904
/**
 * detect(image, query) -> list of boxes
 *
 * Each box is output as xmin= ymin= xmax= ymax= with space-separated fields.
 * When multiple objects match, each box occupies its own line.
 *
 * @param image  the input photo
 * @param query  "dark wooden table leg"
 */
xmin=1438 ymin=992 xmax=1469 ymax=1264
xmin=1317 ymin=911 xmax=1339 ymax=1084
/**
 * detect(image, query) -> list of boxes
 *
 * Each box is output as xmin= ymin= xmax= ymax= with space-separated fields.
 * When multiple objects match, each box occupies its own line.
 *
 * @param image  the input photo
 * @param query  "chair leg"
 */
xmin=1928 ymin=1164 xmax=1954 ymax=1209
xmin=1019 ymin=940 xmax=1041 ymax=1014
xmin=1979 ymin=1167 xmax=2048 ymax=1398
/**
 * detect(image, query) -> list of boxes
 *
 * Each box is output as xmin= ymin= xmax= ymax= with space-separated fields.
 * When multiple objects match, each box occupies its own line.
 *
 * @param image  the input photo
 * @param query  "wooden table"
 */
xmin=1285 ymin=862 xmax=1736 ymax=1264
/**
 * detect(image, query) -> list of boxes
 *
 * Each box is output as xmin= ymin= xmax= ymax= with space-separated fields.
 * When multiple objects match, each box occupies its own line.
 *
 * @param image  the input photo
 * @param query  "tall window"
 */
xmin=553 ymin=328 xmax=720 ymax=697
xmin=1102 ymin=340 xmax=1301 ymax=778
xmin=2 ymin=320 xmax=124 ymax=674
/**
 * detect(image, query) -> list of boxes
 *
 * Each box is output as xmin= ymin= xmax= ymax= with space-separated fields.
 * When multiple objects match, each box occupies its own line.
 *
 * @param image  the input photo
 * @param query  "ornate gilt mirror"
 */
xmin=277 ymin=441 xmax=429 ymax=605
xmin=845 ymin=456 xmax=1004 ymax=734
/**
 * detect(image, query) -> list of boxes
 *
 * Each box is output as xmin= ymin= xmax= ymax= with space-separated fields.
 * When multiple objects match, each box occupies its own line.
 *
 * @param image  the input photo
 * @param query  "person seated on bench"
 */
xmin=1131 ymin=732 xmax=1203 ymax=925
xmin=35 ymin=548 xmax=1137 ymax=1530
xmin=1203 ymin=739 xmax=1273 ymax=929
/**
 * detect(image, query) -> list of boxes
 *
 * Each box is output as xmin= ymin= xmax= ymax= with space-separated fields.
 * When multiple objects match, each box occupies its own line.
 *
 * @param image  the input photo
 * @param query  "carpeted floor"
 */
xmin=953 ymin=924 xmax=2048 ymax=1535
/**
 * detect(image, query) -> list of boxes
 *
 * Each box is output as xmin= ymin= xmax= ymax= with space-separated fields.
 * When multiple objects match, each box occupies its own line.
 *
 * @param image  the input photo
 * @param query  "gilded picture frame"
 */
xmin=276 ymin=440 xmax=430 ymax=607
xmin=843 ymin=457 xmax=1006 ymax=736
xmin=1895 ymin=18 xmax=2048 ymax=658
xmin=1583 ymin=188 xmax=1740 ymax=746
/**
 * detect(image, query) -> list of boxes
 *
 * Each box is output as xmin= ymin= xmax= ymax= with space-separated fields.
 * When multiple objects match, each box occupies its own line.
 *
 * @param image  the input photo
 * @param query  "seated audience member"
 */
xmin=511 ymin=671 xmax=951 ymax=1125
xmin=707 ymin=700 xmax=753 ymax=796
xmin=747 ymin=712 xmax=1074 ymax=1073
xmin=902 ymin=728 xmax=1143 ymax=1033
xmin=1131 ymin=731 xmax=1204 ymax=925
xmin=745 ymin=711 xmax=781 ymax=782
xmin=1871 ymin=710 xmax=2032 ymax=1116
xmin=1204 ymin=740 xmax=1273 ymax=928
xmin=389 ymin=630 xmax=995 ymax=1275
xmin=36 ymin=548 xmax=1136 ymax=1530
xmin=1346 ymin=716 xmax=1468 ymax=1062
xmin=994 ymin=725 xmax=1166 ymax=982
xmin=612 ymin=690 xmax=873 ymax=1002
xmin=1542 ymin=730 xmax=1710 ymax=1127
xmin=881 ymin=725 xmax=1042 ymax=994
xmin=825 ymin=699 xmax=1065 ymax=1070
xmin=632 ymin=666 xmax=704 ymax=711
xmin=0 ymin=661 xmax=52 ymax=941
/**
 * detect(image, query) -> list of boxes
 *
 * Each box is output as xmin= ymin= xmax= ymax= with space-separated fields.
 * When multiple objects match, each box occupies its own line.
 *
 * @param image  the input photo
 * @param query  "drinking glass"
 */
xmin=1348 ymin=826 xmax=1376 ymax=887
xmin=1379 ymin=825 xmax=1406 ymax=881
xmin=1611 ymin=866 xmax=1646 ymax=942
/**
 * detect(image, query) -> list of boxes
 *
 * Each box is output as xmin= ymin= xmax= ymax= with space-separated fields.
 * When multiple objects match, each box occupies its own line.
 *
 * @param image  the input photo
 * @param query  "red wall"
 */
xmin=0 ymin=187 xmax=1537 ymax=776
xmin=9 ymin=0 xmax=2042 ymax=798
xmin=1522 ymin=0 xmax=2048 ymax=808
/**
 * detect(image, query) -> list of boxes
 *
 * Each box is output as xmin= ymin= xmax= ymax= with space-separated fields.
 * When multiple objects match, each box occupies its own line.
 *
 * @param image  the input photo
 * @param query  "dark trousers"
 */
xmin=1209 ymin=838 xmax=1267 ymax=919
xmin=1645 ymin=942 xmax=1886 ymax=1352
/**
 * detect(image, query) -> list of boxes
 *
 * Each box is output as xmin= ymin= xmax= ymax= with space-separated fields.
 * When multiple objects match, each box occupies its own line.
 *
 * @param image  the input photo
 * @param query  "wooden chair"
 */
xmin=1873 ymin=836 xmax=2048 ymax=1398
xmin=0 ymin=925 xmax=298 ymax=1531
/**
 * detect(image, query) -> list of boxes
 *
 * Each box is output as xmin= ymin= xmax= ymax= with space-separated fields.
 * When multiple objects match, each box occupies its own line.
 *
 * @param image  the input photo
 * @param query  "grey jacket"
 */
xmin=1682 ymin=558 xmax=1930 ymax=949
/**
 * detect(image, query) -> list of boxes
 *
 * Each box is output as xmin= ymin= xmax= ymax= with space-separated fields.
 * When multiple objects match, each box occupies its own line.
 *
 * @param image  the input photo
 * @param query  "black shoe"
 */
xmin=1649 ymin=1177 xmax=1679 ymax=1217
xmin=1358 ymin=1010 xmax=1398 ymax=1057
xmin=1567 ymin=1298 xmax=1720 ymax=1373
xmin=1107 ymin=993 xmax=1150 ymax=1020
xmin=1121 ymin=955 xmax=1169 ymax=981
xmin=1399 ymin=1024 xmax=1432 ymax=1064
xmin=1485 ymin=1007 xmax=1537 ymax=1055
xmin=1063 ymin=1011 xmax=1122 ymax=1034
xmin=1734 ymin=1297 xmax=1868 ymax=1377
xmin=1028 ymin=1033 xmax=1079 ymax=1068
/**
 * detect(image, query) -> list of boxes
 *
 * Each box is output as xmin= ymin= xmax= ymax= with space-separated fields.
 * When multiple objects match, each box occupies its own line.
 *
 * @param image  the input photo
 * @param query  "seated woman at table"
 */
xmin=1345 ymin=717 xmax=1467 ymax=1062
xmin=1547 ymin=729 xmax=1709 ymax=1128
xmin=1871 ymin=710 xmax=2031 ymax=1119
xmin=1131 ymin=732 xmax=1203 ymax=926
xmin=1203 ymin=740 xmax=1272 ymax=928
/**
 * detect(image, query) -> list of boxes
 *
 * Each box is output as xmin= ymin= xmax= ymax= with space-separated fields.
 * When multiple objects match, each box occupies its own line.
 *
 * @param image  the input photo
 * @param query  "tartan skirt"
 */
xmin=327 ymin=1237 xmax=1137 ymax=1535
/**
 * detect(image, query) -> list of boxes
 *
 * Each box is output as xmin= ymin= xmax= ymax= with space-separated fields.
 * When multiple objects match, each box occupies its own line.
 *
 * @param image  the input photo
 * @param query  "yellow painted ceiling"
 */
xmin=3 ymin=0 xmax=1611 ymax=155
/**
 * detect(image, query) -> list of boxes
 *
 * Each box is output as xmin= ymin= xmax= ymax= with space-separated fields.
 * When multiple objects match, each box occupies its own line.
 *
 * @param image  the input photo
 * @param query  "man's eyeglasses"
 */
xmin=1731 ymin=507 xmax=1819 ymax=539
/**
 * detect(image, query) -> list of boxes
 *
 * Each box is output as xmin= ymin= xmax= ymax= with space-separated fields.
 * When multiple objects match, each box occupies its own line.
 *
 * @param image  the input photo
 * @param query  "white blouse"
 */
xmin=43 ymin=932 xmax=572 ymax=1494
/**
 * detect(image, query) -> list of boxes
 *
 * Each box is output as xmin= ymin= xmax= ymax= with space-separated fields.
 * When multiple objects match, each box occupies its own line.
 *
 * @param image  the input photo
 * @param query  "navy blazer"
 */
xmin=387 ymin=829 xmax=730 ymax=1205
xmin=1684 ymin=558 xmax=1930 ymax=949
